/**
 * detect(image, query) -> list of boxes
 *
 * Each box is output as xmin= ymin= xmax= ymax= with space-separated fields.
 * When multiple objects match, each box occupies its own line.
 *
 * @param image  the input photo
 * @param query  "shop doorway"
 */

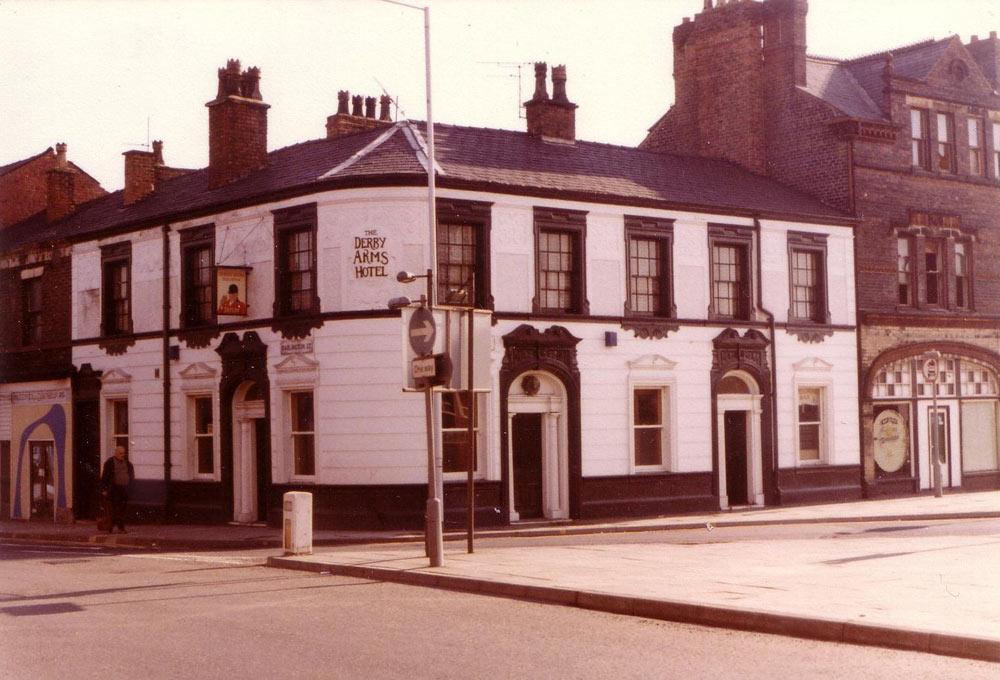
xmin=29 ymin=441 xmax=55 ymax=519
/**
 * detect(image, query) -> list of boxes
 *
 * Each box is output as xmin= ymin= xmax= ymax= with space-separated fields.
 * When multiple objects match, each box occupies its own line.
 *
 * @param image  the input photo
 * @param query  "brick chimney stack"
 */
xmin=326 ymin=91 xmax=394 ymax=139
xmin=46 ymin=143 xmax=76 ymax=223
xmin=206 ymin=59 xmax=270 ymax=189
xmin=763 ymin=0 xmax=809 ymax=88
xmin=524 ymin=62 xmax=578 ymax=142
xmin=966 ymin=30 xmax=1000 ymax=91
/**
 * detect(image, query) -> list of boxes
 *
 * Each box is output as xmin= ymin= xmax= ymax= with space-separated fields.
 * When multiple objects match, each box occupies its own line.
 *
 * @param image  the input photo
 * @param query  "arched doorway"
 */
xmin=716 ymin=370 xmax=765 ymax=509
xmin=231 ymin=381 xmax=269 ymax=523
xmin=506 ymin=372 xmax=569 ymax=520
xmin=217 ymin=332 xmax=272 ymax=524
xmin=499 ymin=324 xmax=582 ymax=523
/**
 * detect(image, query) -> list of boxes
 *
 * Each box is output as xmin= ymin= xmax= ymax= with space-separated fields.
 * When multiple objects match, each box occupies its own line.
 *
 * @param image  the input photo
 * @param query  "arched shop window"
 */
xmin=873 ymin=359 xmax=912 ymax=399
xmin=873 ymin=355 xmax=994 ymax=400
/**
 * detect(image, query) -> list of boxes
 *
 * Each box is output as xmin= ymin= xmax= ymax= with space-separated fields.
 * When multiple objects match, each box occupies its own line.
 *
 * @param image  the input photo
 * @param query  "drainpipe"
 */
xmin=753 ymin=216 xmax=780 ymax=504
xmin=847 ymin=139 xmax=868 ymax=497
xmin=162 ymin=223 xmax=172 ymax=519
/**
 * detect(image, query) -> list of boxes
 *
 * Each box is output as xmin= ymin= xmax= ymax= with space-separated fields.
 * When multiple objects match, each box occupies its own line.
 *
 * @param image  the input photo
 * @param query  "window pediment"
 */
xmin=627 ymin=354 xmax=677 ymax=372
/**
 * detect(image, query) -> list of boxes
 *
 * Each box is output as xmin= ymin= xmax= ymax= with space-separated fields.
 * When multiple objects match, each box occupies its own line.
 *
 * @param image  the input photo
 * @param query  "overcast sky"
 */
xmin=2 ymin=0 xmax=998 ymax=191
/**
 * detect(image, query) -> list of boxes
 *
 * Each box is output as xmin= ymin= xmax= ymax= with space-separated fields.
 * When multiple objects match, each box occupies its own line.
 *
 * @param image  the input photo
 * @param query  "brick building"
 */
xmin=0 ymin=144 xmax=106 ymax=520
xmin=643 ymin=0 xmax=1000 ymax=496
xmin=1 ymin=59 xmax=861 ymax=526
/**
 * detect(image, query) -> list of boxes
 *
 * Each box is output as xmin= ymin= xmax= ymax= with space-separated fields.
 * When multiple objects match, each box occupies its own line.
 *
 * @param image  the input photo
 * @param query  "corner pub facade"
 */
xmin=0 ymin=59 xmax=863 ymax=528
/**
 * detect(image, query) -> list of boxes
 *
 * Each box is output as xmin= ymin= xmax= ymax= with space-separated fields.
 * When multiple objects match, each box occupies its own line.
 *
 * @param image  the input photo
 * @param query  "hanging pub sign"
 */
xmin=216 ymin=266 xmax=251 ymax=317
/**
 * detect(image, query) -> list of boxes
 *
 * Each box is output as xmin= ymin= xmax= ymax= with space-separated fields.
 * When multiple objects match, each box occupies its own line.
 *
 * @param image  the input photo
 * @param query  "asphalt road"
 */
xmin=1 ymin=537 xmax=998 ymax=680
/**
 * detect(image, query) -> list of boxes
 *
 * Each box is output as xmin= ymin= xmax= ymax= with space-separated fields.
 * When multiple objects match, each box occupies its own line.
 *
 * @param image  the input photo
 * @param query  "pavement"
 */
xmin=5 ymin=491 xmax=1000 ymax=662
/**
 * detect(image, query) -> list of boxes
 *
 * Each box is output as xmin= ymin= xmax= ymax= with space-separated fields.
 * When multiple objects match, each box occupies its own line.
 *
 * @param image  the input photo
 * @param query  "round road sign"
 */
xmin=408 ymin=306 xmax=436 ymax=355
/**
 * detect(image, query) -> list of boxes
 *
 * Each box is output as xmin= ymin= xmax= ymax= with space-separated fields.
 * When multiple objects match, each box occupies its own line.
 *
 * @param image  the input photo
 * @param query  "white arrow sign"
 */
xmin=410 ymin=321 xmax=434 ymax=341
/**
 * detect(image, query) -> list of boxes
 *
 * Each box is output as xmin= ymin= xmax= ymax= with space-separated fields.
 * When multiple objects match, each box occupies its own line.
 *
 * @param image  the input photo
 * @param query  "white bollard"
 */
xmin=283 ymin=491 xmax=313 ymax=555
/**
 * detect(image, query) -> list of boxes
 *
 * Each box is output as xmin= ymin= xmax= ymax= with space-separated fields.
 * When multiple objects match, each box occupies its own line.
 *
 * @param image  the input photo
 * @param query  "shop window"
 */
xmin=916 ymin=357 xmax=957 ymax=397
xmin=873 ymin=359 xmax=912 ymax=399
xmin=191 ymin=396 xmax=214 ymax=476
xmin=533 ymin=207 xmax=588 ymax=315
xmin=441 ymin=391 xmax=483 ymax=475
xmin=910 ymin=108 xmax=930 ymax=170
xmin=632 ymin=387 xmax=668 ymax=468
xmin=960 ymin=361 xmax=999 ymax=397
xmin=289 ymin=391 xmax=315 ymax=477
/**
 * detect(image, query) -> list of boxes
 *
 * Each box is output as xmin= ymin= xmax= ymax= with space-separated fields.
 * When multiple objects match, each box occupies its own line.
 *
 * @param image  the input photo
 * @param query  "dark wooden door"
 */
xmin=254 ymin=418 xmax=270 ymax=523
xmin=73 ymin=400 xmax=100 ymax=519
xmin=724 ymin=410 xmax=748 ymax=506
xmin=512 ymin=413 xmax=543 ymax=519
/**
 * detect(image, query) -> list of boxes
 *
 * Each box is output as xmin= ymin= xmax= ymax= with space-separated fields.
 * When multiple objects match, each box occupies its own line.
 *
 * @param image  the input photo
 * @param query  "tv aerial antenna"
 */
xmin=123 ymin=116 xmax=152 ymax=150
xmin=478 ymin=61 xmax=533 ymax=121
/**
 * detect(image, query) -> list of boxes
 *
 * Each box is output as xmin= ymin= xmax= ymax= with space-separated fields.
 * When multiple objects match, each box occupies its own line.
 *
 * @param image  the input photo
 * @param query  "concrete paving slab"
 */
xmin=267 ymin=514 xmax=1000 ymax=663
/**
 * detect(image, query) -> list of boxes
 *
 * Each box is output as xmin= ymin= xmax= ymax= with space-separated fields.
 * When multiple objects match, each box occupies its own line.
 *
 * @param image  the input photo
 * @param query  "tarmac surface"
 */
xmin=5 ymin=491 xmax=1000 ymax=662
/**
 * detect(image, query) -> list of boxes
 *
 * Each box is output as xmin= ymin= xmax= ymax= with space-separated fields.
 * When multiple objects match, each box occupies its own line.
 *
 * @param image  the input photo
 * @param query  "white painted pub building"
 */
xmin=3 ymin=62 xmax=862 ymax=527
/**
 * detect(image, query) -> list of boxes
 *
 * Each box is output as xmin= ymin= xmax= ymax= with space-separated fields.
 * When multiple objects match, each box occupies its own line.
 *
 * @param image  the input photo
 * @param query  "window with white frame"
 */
xmin=110 ymin=399 xmax=129 ymax=455
xmin=190 ymin=396 xmax=214 ymax=476
xmin=441 ymin=391 xmax=484 ymax=475
xmin=289 ymin=391 xmax=315 ymax=477
xmin=632 ymin=387 xmax=667 ymax=468
xmin=797 ymin=387 xmax=825 ymax=463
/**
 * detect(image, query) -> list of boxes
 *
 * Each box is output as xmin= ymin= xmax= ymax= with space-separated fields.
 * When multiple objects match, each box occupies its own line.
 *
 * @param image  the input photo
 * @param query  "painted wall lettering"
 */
xmin=353 ymin=229 xmax=389 ymax=278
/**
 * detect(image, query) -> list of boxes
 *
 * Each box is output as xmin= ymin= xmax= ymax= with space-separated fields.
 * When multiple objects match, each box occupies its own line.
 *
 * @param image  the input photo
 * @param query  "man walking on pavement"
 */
xmin=101 ymin=445 xmax=134 ymax=534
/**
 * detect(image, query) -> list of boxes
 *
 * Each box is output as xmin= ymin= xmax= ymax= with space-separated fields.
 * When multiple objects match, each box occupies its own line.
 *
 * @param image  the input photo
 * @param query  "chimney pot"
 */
xmin=55 ymin=142 xmax=68 ymax=168
xmin=365 ymin=96 xmax=376 ymax=119
xmin=531 ymin=62 xmax=549 ymax=102
xmin=240 ymin=66 xmax=262 ymax=100
xmin=152 ymin=140 xmax=164 ymax=165
xmin=551 ymin=64 xmax=569 ymax=104
xmin=351 ymin=95 xmax=364 ymax=117
xmin=379 ymin=95 xmax=392 ymax=121
xmin=337 ymin=91 xmax=350 ymax=114
xmin=991 ymin=31 xmax=998 ymax=40
xmin=971 ymin=35 xmax=979 ymax=43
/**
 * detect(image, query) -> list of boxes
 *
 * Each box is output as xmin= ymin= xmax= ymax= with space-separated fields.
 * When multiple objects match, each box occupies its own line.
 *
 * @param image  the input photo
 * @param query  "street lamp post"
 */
xmin=380 ymin=0 xmax=442 ymax=566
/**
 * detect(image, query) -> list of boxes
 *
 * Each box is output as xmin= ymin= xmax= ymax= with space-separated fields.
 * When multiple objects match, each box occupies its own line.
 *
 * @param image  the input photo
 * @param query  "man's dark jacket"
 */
xmin=100 ymin=457 xmax=135 ymax=490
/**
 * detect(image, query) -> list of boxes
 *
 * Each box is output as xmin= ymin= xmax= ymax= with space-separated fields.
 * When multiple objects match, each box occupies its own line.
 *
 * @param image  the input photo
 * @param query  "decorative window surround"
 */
xmin=626 ymin=354 xmax=678 ymax=473
xmin=436 ymin=198 xmax=494 ymax=310
xmin=786 ymin=231 xmax=832 ymax=343
xmin=276 ymin=354 xmax=319 ymax=483
xmin=99 ymin=241 xmax=134 ymax=355
xmin=178 ymin=223 xmax=218 ymax=349
xmin=623 ymin=215 xmax=678 ymax=340
xmin=532 ymin=207 xmax=589 ymax=315
xmin=272 ymin=203 xmax=321 ymax=339
xmin=178 ymin=362 xmax=218 ymax=394
xmin=707 ymin=224 xmax=755 ymax=321
xmin=792 ymin=357 xmax=833 ymax=466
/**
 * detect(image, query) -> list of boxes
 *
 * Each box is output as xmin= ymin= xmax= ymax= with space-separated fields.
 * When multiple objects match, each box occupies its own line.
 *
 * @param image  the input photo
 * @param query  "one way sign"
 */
xmin=408 ymin=306 xmax=436 ymax=355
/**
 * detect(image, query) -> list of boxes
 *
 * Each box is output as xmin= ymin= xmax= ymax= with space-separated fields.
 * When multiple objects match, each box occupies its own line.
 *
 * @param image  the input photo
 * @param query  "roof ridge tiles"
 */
xmin=843 ymin=37 xmax=945 ymax=64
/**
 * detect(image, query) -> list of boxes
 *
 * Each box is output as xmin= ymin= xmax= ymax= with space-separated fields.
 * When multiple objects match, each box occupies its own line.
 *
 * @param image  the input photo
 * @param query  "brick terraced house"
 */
xmin=1 ymin=59 xmax=862 ymax=527
xmin=0 ymin=144 xmax=106 ymax=520
xmin=642 ymin=0 xmax=1000 ymax=497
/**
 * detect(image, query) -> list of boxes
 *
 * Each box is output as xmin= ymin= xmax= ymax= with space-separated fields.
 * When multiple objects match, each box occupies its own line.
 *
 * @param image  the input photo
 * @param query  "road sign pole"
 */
xmin=423 ymin=269 xmax=444 ymax=567
xmin=923 ymin=351 xmax=943 ymax=498
xmin=466 ymin=305 xmax=475 ymax=554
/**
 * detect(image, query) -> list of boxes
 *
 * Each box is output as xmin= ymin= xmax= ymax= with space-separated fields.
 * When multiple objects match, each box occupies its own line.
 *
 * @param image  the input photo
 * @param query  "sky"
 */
xmin=2 ymin=0 xmax=998 ymax=191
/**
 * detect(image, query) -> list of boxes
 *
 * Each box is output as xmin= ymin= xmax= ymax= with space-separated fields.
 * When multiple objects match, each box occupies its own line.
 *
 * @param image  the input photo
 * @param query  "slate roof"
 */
xmin=803 ymin=59 xmax=883 ymax=121
xmin=0 ymin=121 xmax=849 ymax=253
xmin=802 ymin=38 xmax=961 ymax=122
